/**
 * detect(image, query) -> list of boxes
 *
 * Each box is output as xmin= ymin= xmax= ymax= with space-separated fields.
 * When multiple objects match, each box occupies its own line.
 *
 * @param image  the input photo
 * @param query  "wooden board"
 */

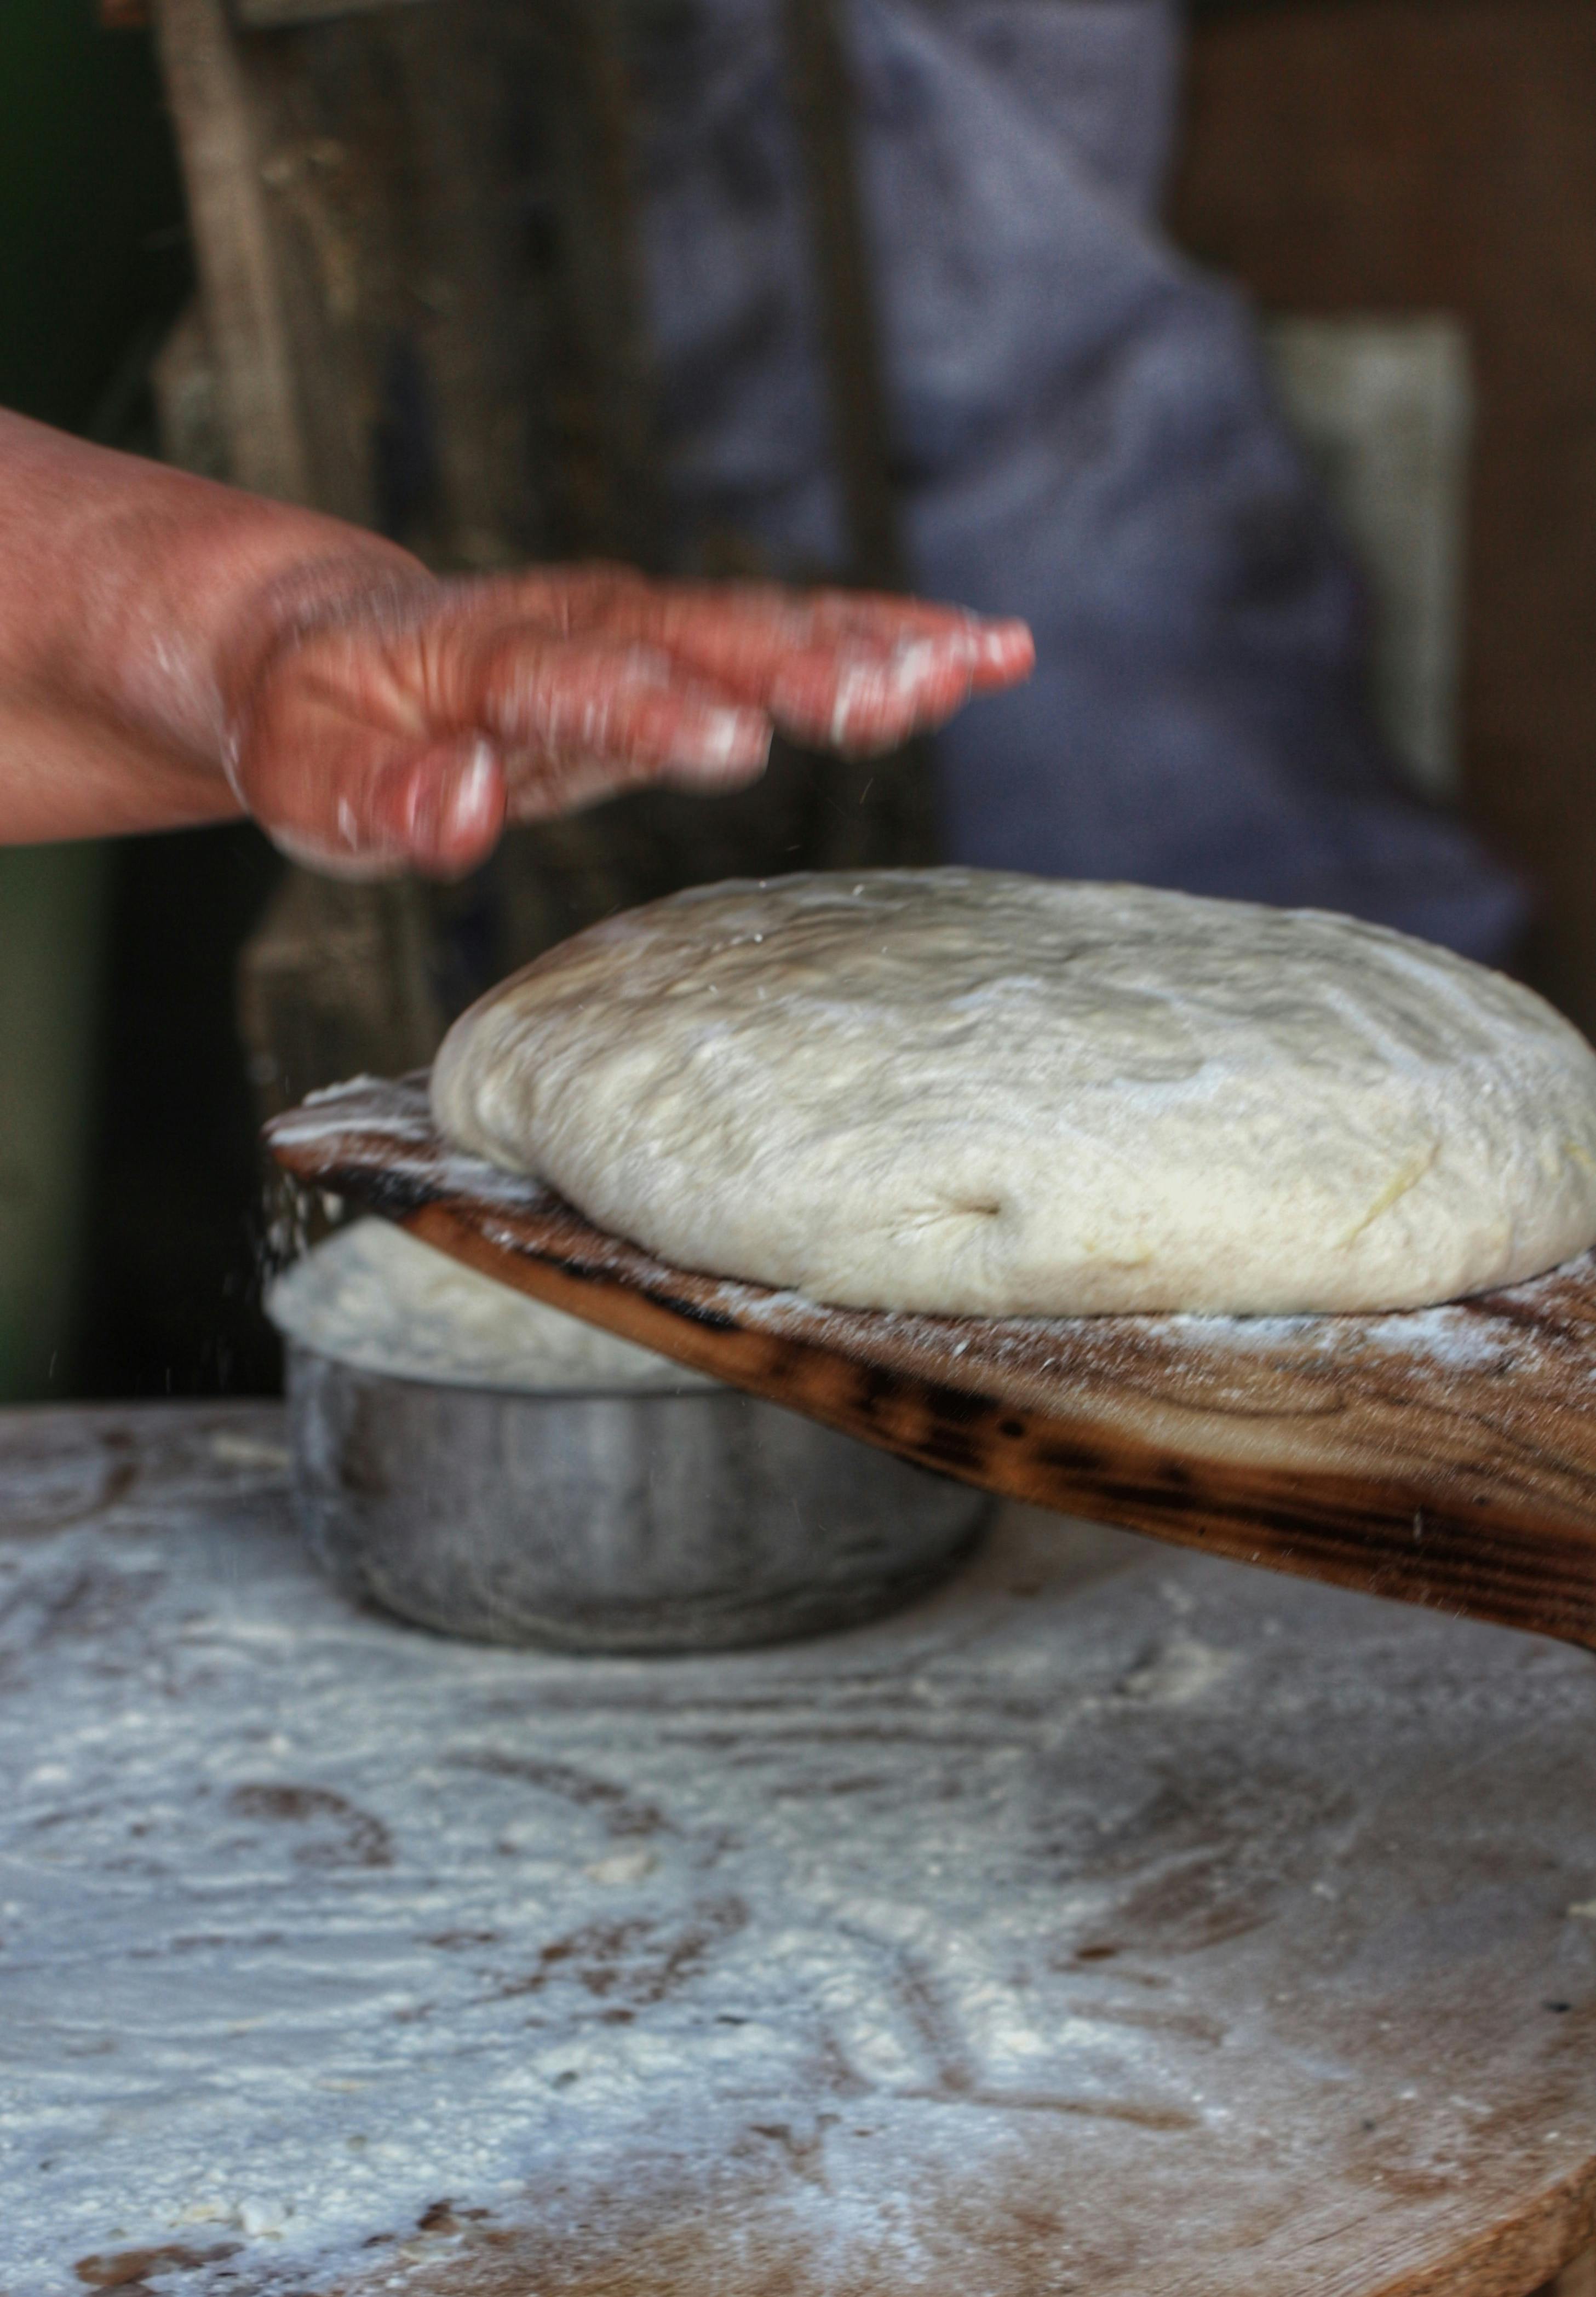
xmin=3 ymin=1401 xmax=1594 ymax=2296
xmin=267 ymin=1076 xmax=1596 ymax=1655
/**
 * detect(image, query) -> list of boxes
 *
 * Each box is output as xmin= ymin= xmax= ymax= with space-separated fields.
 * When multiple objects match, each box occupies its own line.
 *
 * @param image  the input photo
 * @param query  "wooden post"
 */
xmin=150 ymin=0 xmax=313 ymax=503
xmin=780 ymin=0 xmax=939 ymax=867
xmin=781 ymin=0 xmax=905 ymax=594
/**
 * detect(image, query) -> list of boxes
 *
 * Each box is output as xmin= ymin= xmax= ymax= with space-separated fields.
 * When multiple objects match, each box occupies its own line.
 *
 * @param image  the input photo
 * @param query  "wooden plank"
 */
xmin=1550 ymin=2250 xmax=1596 ymax=2297
xmin=236 ymin=875 xmax=444 ymax=1115
xmin=780 ymin=0 xmax=939 ymax=869
xmin=1560 ymin=2251 xmax=1596 ymax=2297
xmin=782 ymin=0 xmax=906 ymax=595
xmin=529 ymin=0 xmax=667 ymax=571
xmin=151 ymin=0 xmax=313 ymax=502
xmin=267 ymin=1075 xmax=1596 ymax=1654
xmin=162 ymin=1 xmax=558 ymax=548
xmin=237 ymin=0 xmax=434 ymax=24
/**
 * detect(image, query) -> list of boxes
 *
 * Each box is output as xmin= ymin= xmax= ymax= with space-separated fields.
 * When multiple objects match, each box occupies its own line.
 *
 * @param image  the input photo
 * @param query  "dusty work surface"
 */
xmin=2 ymin=1405 xmax=1594 ymax=2297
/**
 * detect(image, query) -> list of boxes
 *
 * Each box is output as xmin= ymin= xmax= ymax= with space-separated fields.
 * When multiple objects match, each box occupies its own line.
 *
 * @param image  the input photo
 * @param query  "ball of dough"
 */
xmin=431 ymin=871 xmax=1596 ymax=1316
xmin=267 ymin=1219 xmax=714 ymax=1392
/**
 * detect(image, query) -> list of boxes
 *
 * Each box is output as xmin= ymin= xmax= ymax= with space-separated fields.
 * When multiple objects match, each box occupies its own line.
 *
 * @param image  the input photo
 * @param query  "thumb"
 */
xmin=239 ymin=723 xmax=507 ymax=879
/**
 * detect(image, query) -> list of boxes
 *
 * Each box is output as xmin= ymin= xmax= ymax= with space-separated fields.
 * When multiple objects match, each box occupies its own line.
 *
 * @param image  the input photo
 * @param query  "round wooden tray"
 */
xmin=4 ymin=1404 xmax=1593 ymax=2296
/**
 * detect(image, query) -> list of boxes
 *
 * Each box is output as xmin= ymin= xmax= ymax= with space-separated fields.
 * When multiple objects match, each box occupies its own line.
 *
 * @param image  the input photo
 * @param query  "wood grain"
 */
xmin=1548 ymin=2250 xmax=1596 ymax=2297
xmin=236 ymin=0 xmax=434 ymax=24
xmin=151 ymin=0 xmax=313 ymax=503
xmin=267 ymin=1076 xmax=1596 ymax=1653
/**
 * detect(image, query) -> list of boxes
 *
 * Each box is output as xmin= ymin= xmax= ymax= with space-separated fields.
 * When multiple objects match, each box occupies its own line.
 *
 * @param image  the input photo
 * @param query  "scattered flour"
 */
xmin=2 ymin=1411 xmax=1593 ymax=2293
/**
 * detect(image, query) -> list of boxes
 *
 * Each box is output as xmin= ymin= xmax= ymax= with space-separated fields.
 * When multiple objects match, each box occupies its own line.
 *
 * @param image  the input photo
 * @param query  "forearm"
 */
xmin=0 ymin=410 xmax=423 ymax=842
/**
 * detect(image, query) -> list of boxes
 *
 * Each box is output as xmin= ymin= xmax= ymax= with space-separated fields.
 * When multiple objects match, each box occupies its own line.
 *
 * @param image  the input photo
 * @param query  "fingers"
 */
xmin=468 ymin=628 xmax=772 ymax=800
xmin=231 ymin=623 xmax=509 ymax=876
xmin=229 ymin=563 xmax=1032 ymax=877
xmin=232 ymin=619 xmax=770 ymax=876
xmin=765 ymin=619 xmax=1031 ymax=753
xmin=241 ymin=728 xmax=508 ymax=881
xmin=524 ymin=572 xmax=1035 ymax=754
xmin=399 ymin=738 xmax=507 ymax=870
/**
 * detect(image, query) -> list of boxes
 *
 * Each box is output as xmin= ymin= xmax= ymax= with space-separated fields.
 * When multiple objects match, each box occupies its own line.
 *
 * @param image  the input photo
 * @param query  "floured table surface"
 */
xmin=2 ymin=1404 xmax=1594 ymax=2297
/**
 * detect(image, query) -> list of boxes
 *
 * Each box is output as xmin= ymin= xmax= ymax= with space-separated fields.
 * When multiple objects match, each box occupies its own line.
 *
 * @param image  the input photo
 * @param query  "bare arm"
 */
xmin=0 ymin=410 xmax=1034 ymax=876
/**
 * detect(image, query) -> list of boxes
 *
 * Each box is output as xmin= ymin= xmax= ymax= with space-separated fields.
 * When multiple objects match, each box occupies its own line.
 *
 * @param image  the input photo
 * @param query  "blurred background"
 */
xmin=3 ymin=0 xmax=1593 ymax=1405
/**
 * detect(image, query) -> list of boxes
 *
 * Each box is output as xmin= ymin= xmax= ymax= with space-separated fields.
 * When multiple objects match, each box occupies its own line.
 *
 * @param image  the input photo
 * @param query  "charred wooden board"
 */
xmin=267 ymin=1075 xmax=1596 ymax=1653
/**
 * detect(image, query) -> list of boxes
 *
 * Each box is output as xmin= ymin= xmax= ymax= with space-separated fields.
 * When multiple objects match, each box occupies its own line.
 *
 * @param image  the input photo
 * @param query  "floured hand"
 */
xmin=223 ymin=564 xmax=1035 ymax=878
xmin=0 ymin=411 xmax=1032 ymax=868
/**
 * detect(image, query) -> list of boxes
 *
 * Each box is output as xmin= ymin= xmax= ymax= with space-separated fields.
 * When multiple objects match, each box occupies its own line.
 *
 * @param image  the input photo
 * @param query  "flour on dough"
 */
xmin=431 ymin=871 xmax=1596 ymax=1316
xmin=267 ymin=1218 xmax=715 ymax=1392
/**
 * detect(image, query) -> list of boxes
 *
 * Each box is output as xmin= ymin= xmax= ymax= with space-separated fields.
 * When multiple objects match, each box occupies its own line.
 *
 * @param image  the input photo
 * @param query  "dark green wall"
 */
xmin=0 ymin=7 xmax=190 ymax=1400
xmin=0 ymin=8 xmax=283 ymax=1403
xmin=0 ymin=4 xmax=189 ymax=434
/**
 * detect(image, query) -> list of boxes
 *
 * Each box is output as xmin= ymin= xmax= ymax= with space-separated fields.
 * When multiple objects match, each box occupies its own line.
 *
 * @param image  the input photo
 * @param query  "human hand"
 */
xmin=0 ymin=420 xmax=1031 ymax=860
xmin=224 ymin=562 xmax=1035 ymax=877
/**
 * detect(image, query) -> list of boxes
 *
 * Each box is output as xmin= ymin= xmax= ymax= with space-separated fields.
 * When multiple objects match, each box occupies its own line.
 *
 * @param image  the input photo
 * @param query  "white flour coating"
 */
xmin=432 ymin=870 xmax=1596 ymax=1318
xmin=269 ymin=1076 xmax=558 ymax=1213
xmin=5 ymin=1411 xmax=1596 ymax=2295
xmin=267 ymin=1219 xmax=714 ymax=1392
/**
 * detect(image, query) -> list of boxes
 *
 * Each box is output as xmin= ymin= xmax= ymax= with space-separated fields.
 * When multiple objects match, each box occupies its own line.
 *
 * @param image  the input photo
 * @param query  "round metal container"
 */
xmin=286 ymin=1342 xmax=991 ymax=1652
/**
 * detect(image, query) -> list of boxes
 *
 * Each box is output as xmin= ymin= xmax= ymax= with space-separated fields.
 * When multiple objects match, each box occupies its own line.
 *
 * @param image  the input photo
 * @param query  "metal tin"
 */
xmin=286 ymin=1343 xmax=991 ymax=1652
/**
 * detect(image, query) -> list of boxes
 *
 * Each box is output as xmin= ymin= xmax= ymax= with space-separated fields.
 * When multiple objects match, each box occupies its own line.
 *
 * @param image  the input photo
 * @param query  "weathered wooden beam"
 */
xmin=782 ymin=0 xmax=905 ymax=594
xmin=781 ymin=0 xmax=938 ymax=865
xmin=234 ymin=0 xmax=436 ymax=27
xmin=151 ymin=0 xmax=313 ymax=502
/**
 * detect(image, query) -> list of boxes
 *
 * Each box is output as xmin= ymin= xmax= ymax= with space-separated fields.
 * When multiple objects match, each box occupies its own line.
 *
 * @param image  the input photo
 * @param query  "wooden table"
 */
xmin=2 ymin=1404 xmax=1593 ymax=2297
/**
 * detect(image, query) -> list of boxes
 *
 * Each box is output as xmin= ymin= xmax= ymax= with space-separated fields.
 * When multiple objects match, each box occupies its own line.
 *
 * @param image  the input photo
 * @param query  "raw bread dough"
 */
xmin=431 ymin=870 xmax=1596 ymax=1316
xmin=267 ymin=1219 xmax=714 ymax=1392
